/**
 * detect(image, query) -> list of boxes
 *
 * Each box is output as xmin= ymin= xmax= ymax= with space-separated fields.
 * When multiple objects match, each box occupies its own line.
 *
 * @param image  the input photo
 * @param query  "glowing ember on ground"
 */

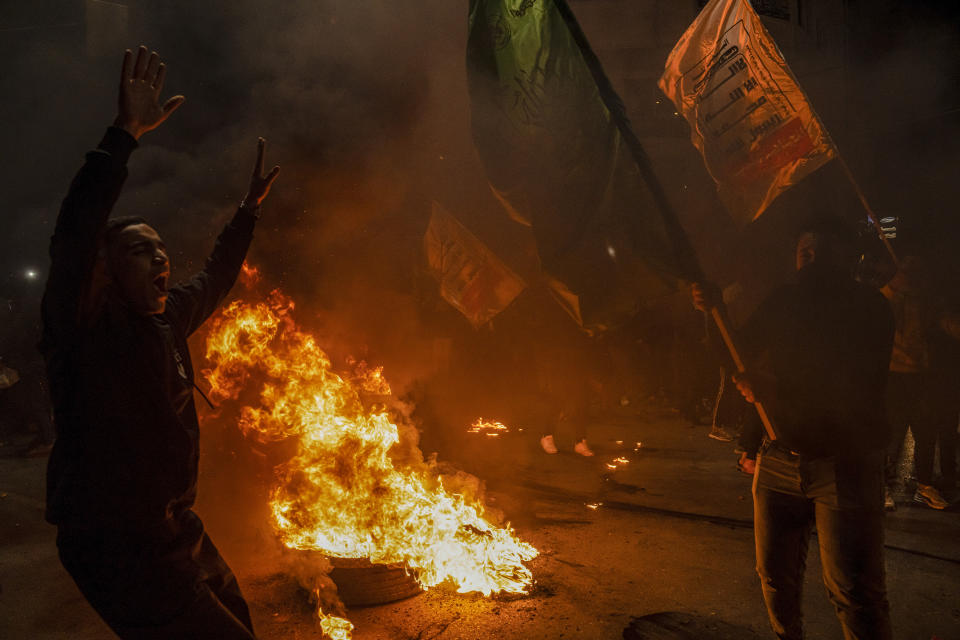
xmin=319 ymin=607 xmax=354 ymax=640
xmin=467 ymin=418 xmax=511 ymax=437
xmin=605 ymin=456 xmax=631 ymax=471
xmin=203 ymin=291 xmax=537 ymax=638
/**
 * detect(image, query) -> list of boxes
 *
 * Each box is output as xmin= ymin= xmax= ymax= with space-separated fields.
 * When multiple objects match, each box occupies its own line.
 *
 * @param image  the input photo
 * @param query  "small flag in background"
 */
xmin=423 ymin=202 xmax=527 ymax=328
xmin=659 ymin=0 xmax=837 ymax=223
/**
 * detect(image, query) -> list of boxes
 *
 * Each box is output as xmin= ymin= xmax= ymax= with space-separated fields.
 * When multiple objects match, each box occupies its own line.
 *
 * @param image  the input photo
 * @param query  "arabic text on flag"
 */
xmin=659 ymin=0 xmax=836 ymax=222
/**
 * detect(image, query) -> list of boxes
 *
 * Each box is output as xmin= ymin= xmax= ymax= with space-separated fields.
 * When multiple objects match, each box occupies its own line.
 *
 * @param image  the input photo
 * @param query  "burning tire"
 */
xmin=329 ymin=558 xmax=423 ymax=606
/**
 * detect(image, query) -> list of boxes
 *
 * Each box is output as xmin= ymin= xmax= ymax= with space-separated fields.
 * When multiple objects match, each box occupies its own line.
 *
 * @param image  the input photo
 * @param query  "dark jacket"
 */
xmin=42 ymin=127 xmax=257 ymax=529
xmin=738 ymin=264 xmax=894 ymax=457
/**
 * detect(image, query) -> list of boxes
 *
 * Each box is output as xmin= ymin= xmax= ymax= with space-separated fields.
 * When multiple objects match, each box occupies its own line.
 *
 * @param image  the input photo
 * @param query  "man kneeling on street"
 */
xmin=42 ymin=47 xmax=279 ymax=638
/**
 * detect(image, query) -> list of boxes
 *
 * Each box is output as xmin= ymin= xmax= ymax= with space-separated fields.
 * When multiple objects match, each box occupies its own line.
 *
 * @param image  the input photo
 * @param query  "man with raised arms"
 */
xmin=42 ymin=46 xmax=279 ymax=638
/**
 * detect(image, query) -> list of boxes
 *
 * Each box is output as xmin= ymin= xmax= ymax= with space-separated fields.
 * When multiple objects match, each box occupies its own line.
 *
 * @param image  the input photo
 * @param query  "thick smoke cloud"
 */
xmin=4 ymin=1 xmax=958 ymax=353
xmin=0 ymin=0 xmax=512 ymax=376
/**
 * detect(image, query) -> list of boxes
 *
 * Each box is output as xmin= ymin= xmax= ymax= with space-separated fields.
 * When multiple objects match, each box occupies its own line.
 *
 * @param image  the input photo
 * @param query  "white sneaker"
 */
xmin=574 ymin=439 xmax=594 ymax=457
xmin=540 ymin=434 xmax=558 ymax=454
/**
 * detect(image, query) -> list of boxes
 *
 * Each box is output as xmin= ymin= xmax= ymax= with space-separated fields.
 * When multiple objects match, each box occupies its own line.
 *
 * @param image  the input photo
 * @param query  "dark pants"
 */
xmin=886 ymin=372 xmax=937 ymax=486
xmin=928 ymin=385 xmax=959 ymax=488
xmin=57 ymin=510 xmax=255 ymax=639
xmin=753 ymin=444 xmax=891 ymax=640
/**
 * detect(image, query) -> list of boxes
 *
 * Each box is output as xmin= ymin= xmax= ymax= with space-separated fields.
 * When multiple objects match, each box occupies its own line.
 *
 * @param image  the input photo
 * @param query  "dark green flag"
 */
xmin=467 ymin=0 xmax=694 ymax=330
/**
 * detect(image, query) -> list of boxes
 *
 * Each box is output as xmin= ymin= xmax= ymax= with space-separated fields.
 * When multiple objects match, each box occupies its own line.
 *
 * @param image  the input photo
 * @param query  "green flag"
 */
xmin=467 ymin=0 xmax=692 ymax=330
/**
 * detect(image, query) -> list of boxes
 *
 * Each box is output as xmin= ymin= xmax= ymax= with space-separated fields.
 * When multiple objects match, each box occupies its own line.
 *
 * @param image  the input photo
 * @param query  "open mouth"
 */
xmin=152 ymin=273 xmax=169 ymax=296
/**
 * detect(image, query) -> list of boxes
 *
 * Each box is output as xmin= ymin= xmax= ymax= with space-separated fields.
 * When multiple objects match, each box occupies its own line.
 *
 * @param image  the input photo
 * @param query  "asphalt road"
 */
xmin=2 ymin=408 xmax=958 ymax=639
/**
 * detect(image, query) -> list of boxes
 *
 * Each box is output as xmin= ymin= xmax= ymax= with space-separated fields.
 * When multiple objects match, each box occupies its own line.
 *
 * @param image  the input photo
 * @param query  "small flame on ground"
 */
xmin=468 ymin=418 xmax=510 ymax=436
xmin=605 ymin=456 xmax=631 ymax=471
xmin=319 ymin=610 xmax=354 ymax=640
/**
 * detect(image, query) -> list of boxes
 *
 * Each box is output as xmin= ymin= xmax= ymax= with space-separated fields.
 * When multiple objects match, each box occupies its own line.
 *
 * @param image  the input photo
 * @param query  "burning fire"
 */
xmin=467 ymin=418 xmax=510 ymax=437
xmin=203 ymin=291 xmax=537 ymax=637
xmin=345 ymin=356 xmax=392 ymax=396
xmin=239 ymin=261 xmax=262 ymax=289
xmin=605 ymin=456 xmax=630 ymax=471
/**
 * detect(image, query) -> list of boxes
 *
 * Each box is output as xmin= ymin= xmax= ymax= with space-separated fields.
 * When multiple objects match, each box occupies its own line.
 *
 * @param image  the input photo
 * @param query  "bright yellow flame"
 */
xmin=467 ymin=418 xmax=510 ymax=436
xmin=204 ymin=292 xmax=538 ymax=616
xmin=319 ymin=610 xmax=354 ymax=640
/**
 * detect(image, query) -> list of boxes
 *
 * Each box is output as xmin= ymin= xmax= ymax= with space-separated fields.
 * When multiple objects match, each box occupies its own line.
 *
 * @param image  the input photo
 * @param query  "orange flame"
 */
xmin=239 ymin=261 xmax=262 ymax=289
xmin=319 ymin=606 xmax=354 ymax=640
xmin=203 ymin=292 xmax=537 ymax=637
xmin=467 ymin=418 xmax=510 ymax=436
xmin=345 ymin=356 xmax=392 ymax=396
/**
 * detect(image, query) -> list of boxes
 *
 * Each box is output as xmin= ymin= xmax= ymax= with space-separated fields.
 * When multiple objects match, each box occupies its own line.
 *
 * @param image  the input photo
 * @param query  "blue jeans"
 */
xmin=753 ymin=443 xmax=891 ymax=640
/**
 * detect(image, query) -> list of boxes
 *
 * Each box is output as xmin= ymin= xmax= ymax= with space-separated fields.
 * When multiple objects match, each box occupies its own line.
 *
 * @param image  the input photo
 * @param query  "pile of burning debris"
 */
xmin=203 ymin=290 xmax=538 ymax=639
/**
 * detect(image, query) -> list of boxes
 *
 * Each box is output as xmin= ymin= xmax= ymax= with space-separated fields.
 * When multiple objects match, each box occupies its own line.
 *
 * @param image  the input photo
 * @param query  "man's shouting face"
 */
xmin=108 ymin=222 xmax=170 ymax=315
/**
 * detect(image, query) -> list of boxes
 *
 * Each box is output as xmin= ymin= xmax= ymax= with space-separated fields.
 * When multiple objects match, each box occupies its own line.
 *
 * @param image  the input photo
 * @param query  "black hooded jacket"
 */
xmin=737 ymin=264 xmax=894 ymax=457
xmin=42 ymin=127 xmax=257 ymax=529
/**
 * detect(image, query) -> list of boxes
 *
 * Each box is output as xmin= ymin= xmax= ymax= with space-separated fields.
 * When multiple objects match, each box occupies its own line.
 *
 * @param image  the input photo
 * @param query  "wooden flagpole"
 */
xmin=552 ymin=0 xmax=780 ymax=442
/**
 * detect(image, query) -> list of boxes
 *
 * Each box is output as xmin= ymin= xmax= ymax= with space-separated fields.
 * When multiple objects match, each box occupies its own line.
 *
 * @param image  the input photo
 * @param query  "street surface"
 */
xmin=2 ymin=407 xmax=958 ymax=639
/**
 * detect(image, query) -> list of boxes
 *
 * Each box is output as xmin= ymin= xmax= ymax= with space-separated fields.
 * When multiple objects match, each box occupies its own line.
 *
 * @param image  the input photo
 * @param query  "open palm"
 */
xmin=114 ymin=46 xmax=184 ymax=140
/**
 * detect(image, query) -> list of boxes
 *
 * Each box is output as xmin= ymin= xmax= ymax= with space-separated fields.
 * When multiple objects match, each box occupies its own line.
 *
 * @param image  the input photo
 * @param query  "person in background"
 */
xmin=708 ymin=367 xmax=744 ymax=442
xmin=692 ymin=217 xmax=894 ymax=640
xmin=927 ymin=310 xmax=960 ymax=500
xmin=42 ymin=47 xmax=279 ymax=638
xmin=536 ymin=329 xmax=595 ymax=458
xmin=0 ymin=288 xmax=55 ymax=456
xmin=881 ymin=255 xmax=956 ymax=510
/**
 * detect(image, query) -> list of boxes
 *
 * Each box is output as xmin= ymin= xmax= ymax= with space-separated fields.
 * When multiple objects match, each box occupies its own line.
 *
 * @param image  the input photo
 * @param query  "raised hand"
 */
xmin=733 ymin=371 xmax=776 ymax=406
xmin=114 ymin=46 xmax=185 ymax=140
xmin=244 ymin=138 xmax=281 ymax=208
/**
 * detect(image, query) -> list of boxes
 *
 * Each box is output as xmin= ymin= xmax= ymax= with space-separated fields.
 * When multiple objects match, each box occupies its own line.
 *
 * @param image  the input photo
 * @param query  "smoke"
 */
xmin=3 ymin=0 xmax=959 ymax=544
xmin=0 ymin=0 xmax=491 ymax=314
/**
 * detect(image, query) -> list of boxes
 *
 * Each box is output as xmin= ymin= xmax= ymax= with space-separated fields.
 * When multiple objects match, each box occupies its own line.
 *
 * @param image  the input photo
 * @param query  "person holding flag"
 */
xmin=693 ymin=218 xmax=894 ymax=640
xmin=658 ymin=0 xmax=837 ymax=224
xmin=669 ymin=1 xmax=896 ymax=637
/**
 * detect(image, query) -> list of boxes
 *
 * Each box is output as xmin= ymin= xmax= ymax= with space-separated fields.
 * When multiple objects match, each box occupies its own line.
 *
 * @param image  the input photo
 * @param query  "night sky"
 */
xmin=1 ymin=0 xmax=958 ymax=361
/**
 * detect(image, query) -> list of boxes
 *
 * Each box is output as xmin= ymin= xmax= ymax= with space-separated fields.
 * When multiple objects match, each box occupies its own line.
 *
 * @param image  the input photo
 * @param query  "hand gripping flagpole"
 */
xmin=552 ymin=0 xmax=779 ymax=441
xmin=708 ymin=306 xmax=778 ymax=441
